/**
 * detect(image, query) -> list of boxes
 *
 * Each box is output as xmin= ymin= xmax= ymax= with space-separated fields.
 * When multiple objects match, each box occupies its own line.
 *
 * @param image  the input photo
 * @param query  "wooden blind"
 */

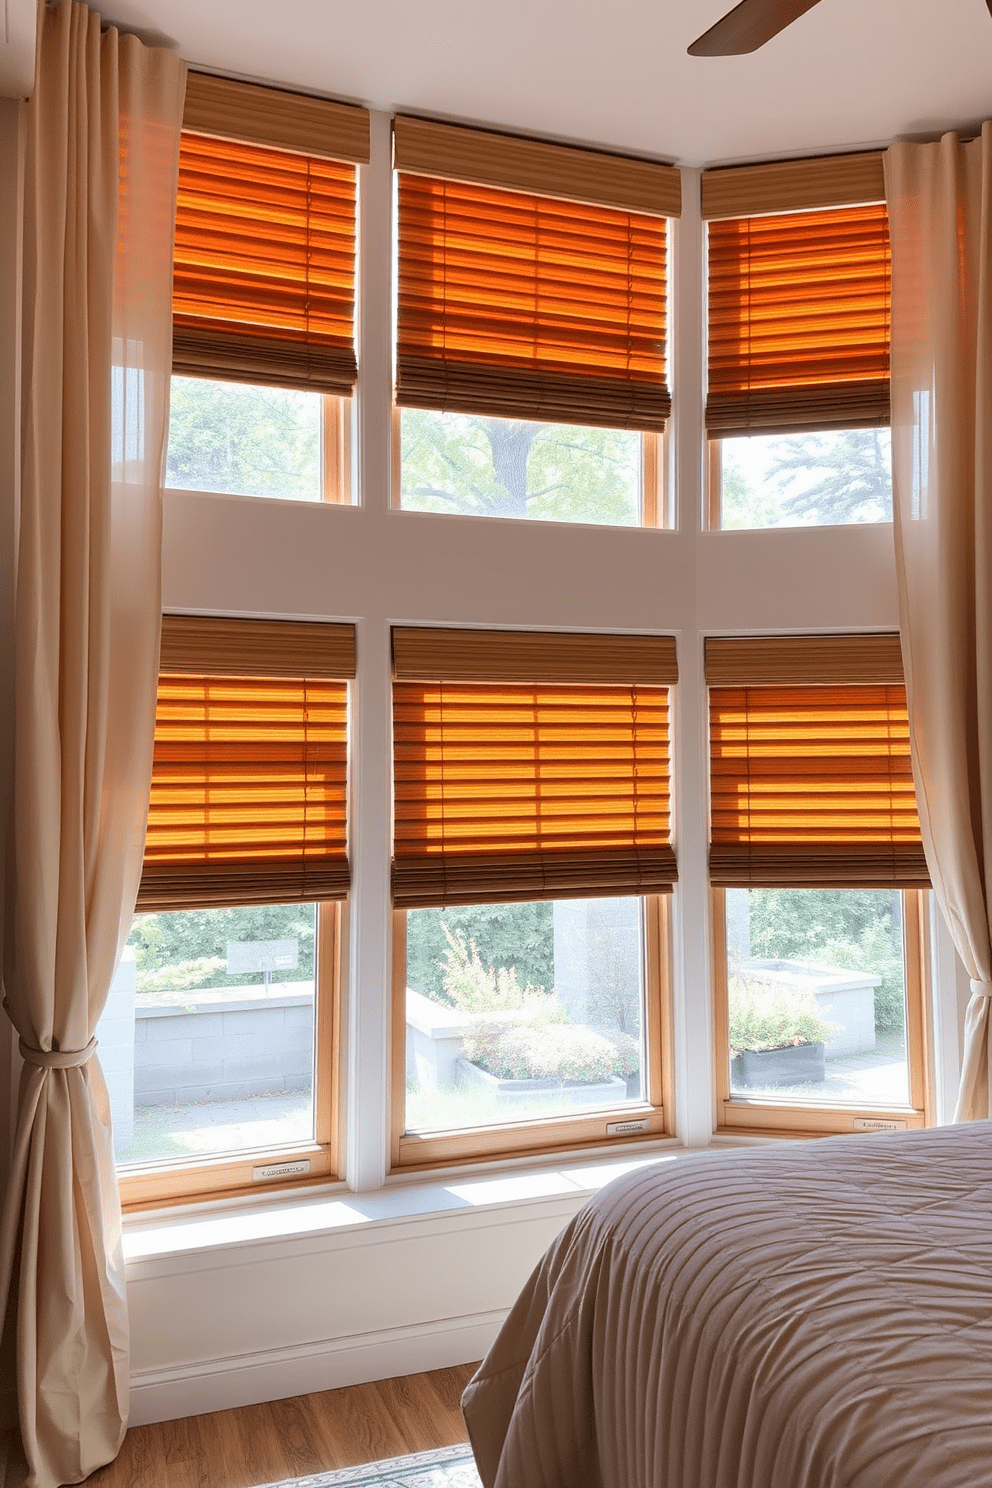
xmin=702 ymin=151 xmax=884 ymax=221
xmin=393 ymin=115 xmax=680 ymax=217
xmin=393 ymin=627 xmax=678 ymax=686
xmin=709 ymin=669 xmax=928 ymax=890
xmin=704 ymin=633 xmax=903 ymax=687
xmin=137 ymin=618 xmax=354 ymax=913
xmin=706 ymin=202 xmax=890 ymax=438
xmin=393 ymin=682 xmax=675 ymax=908
xmin=395 ymin=172 xmax=671 ymax=431
xmin=173 ymin=130 xmax=358 ymax=393
xmin=183 ymin=73 xmax=370 ymax=164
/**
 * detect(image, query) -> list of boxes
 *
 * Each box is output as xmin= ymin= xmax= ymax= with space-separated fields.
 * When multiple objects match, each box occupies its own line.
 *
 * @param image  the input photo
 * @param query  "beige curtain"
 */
xmin=0 ymin=4 xmax=184 ymax=1484
xmin=886 ymin=123 xmax=992 ymax=1121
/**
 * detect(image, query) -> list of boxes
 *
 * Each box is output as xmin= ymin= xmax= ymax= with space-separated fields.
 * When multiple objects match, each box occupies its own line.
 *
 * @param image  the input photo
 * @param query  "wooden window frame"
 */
xmin=118 ymin=900 xmax=343 ymax=1211
xmin=322 ymin=394 xmax=353 ymax=505
xmin=710 ymin=887 xmax=932 ymax=1138
xmin=390 ymin=407 xmax=669 ymax=529
xmin=390 ymin=894 xmax=673 ymax=1172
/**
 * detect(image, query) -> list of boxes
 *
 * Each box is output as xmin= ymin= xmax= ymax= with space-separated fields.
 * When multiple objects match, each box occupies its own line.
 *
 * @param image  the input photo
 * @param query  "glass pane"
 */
xmin=108 ymin=904 xmax=317 ymax=1166
xmin=166 ymin=376 xmax=322 ymax=500
xmin=399 ymin=409 xmax=641 ymax=526
xmin=725 ymin=888 xmax=910 ymax=1107
xmin=719 ymin=428 xmax=892 ymax=529
xmin=405 ymin=898 xmax=645 ymax=1132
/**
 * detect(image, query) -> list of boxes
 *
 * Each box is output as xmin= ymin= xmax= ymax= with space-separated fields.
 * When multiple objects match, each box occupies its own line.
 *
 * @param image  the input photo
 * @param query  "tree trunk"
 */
xmin=483 ymin=419 xmax=542 ymax=517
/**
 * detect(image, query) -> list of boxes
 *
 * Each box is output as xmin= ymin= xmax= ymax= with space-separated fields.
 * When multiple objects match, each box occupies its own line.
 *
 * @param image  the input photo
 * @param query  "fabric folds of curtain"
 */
xmin=885 ymin=123 xmax=992 ymax=1121
xmin=0 ymin=5 xmax=185 ymax=1485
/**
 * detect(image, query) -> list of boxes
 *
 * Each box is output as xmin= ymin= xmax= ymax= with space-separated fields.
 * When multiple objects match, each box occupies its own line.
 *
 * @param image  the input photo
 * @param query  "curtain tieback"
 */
xmin=18 ymin=1036 xmax=97 ymax=1070
xmin=969 ymin=979 xmax=992 ymax=998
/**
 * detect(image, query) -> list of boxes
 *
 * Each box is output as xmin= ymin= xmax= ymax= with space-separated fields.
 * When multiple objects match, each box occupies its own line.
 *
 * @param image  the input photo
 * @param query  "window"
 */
xmin=165 ymin=74 xmax=368 ymax=504
xmin=392 ymin=117 xmax=679 ymax=527
xmin=703 ymin=152 xmax=892 ymax=530
xmin=115 ymin=616 xmax=354 ymax=1206
xmin=706 ymin=634 xmax=932 ymax=1136
xmin=390 ymin=627 xmax=676 ymax=1167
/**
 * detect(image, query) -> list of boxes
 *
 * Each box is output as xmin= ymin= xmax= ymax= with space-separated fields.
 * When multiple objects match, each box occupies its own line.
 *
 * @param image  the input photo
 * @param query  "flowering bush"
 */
xmin=464 ymin=1020 xmax=618 ymax=1084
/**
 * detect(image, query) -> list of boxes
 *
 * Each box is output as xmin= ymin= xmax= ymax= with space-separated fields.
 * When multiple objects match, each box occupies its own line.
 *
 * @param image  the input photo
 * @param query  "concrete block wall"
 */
xmin=133 ymin=983 xmax=314 ymax=1106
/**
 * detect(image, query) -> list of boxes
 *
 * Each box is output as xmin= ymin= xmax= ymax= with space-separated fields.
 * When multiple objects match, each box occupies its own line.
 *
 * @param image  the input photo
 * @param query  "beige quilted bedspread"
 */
xmin=461 ymin=1124 xmax=992 ymax=1488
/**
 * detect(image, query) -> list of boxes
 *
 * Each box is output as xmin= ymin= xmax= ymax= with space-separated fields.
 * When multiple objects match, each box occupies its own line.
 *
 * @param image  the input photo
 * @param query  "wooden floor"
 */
xmin=83 ymin=1364 xmax=479 ymax=1487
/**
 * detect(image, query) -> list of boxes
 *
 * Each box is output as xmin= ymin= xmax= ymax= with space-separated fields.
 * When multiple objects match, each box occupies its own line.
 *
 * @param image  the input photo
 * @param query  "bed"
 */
xmin=461 ymin=1123 xmax=992 ymax=1488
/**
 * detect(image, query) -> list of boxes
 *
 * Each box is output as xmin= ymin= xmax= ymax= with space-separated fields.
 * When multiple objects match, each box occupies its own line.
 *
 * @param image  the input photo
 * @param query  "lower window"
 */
xmin=713 ymin=888 xmax=931 ymax=1135
xmin=111 ymin=901 xmax=340 ymax=1205
xmin=393 ymin=895 xmax=671 ymax=1169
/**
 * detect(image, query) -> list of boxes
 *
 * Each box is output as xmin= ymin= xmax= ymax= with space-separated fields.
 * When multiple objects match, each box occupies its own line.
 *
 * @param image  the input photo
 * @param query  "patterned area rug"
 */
xmin=261 ymin=1443 xmax=482 ymax=1488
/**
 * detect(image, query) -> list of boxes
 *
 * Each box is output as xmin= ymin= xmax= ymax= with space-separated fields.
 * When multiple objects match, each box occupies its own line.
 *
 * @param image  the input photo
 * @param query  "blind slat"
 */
xmin=706 ymin=203 xmax=890 ymax=438
xmin=173 ymin=132 xmax=357 ymax=394
xmin=393 ymin=680 xmax=676 ymax=909
xmin=396 ymin=173 xmax=670 ymax=431
xmin=393 ymin=628 xmax=677 ymax=685
xmin=709 ymin=683 xmax=928 ymax=890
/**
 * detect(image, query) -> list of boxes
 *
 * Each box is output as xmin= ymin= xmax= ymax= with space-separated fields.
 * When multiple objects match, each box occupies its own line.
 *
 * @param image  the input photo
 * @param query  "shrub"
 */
xmin=440 ymin=924 xmax=547 ymax=1013
xmin=728 ymin=978 xmax=835 ymax=1057
xmin=464 ymin=1021 xmax=618 ymax=1084
xmin=135 ymin=955 xmax=226 ymax=994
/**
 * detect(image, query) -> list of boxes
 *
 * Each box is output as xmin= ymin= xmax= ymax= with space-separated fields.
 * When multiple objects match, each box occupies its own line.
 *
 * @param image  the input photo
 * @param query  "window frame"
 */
xmin=710 ymin=887 xmax=932 ymax=1138
xmin=390 ymin=893 xmax=674 ymax=1172
xmin=118 ymin=898 xmax=343 ymax=1211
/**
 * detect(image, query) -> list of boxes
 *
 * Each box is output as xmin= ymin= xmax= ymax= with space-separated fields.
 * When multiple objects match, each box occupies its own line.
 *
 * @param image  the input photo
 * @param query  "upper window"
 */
xmin=390 ymin=626 xmax=678 ymax=1167
xmin=703 ymin=152 xmax=892 ymax=530
xmin=114 ymin=615 xmax=355 ymax=1207
xmin=165 ymin=74 xmax=368 ymax=504
xmin=392 ymin=117 xmax=679 ymax=528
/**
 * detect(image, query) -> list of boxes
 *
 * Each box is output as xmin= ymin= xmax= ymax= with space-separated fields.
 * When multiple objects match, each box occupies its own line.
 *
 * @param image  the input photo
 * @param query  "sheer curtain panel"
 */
xmin=0 ymin=5 xmax=184 ymax=1484
xmin=886 ymin=123 xmax=992 ymax=1121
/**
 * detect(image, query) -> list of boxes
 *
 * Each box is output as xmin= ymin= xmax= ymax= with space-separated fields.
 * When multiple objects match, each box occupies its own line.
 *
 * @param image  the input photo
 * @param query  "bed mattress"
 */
xmin=462 ymin=1123 xmax=992 ymax=1488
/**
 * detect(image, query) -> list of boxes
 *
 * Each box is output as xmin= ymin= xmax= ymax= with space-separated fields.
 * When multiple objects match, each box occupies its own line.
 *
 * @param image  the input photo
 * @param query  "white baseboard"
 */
xmin=128 ymin=1309 xmax=507 ymax=1427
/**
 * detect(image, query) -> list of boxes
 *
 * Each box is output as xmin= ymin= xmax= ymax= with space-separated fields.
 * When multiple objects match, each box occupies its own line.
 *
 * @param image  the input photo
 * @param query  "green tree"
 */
xmin=400 ymin=410 xmax=639 ymax=525
xmin=741 ymin=888 xmax=905 ymax=1034
xmin=406 ymin=902 xmax=555 ymax=1004
xmin=768 ymin=429 xmax=892 ymax=523
xmin=128 ymin=904 xmax=316 ymax=991
xmin=166 ymin=376 xmax=321 ymax=500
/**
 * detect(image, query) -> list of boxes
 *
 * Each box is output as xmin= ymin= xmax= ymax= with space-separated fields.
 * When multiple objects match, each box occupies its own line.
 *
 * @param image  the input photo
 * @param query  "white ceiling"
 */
xmin=6 ymin=0 xmax=992 ymax=167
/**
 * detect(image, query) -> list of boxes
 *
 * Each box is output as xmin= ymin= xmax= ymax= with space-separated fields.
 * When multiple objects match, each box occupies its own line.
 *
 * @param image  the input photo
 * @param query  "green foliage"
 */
xmin=127 ymin=904 xmax=316 ymax=992
xmin=135 ymin=955 xmax=225 ymax=993
xmin=740 ymin=888 xmax=906 ymax=1035
xmin=769 ymin=429 xmax=892 ymax=523
xmin=728 ymin=978 xmax=835 ymax=1056
xmin=166 ymin=377 xmax=320 ymax=500
xmin=718 ymin=429 xmax=892 ymax=529
xmin=406 ymin=903 xmax=554 ymax=1004
xmin=400 ymin=410 xmax=639 ymax=525
xmin=439 ymin=924 xmax=547 ymax=1012
xmin=464 ymin=1020 xmax=618 ymax=1084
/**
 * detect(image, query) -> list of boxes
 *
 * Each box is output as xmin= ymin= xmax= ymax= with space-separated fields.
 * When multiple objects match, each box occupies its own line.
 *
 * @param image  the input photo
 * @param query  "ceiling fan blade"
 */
xmin=688 ymin=0 xmax=825 ymax=56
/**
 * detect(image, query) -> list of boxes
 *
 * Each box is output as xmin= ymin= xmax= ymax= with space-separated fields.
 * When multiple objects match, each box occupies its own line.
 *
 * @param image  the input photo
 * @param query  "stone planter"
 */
xmin=456 ymin=1056 xmax=627 ymax=1108
xmin=731 ymin=1040 xmax=826 ymax=1089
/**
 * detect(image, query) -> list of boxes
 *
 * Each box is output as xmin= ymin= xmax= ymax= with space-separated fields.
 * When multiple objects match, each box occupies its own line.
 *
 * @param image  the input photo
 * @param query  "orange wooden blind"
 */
xmin=707 ymin=203 xmax=890 ymax=438
xmin=173 ymin=133 xmax=357 ymax=394
xmin=709 ymin=684 xmax=928 ymax=888
xmin=393 ymin=681 xmax=676 ymax=908
xmin=138 ymin=664 xmax=350 ymax=913
xmin=396 ymin=173 xmax=670 ymax=431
